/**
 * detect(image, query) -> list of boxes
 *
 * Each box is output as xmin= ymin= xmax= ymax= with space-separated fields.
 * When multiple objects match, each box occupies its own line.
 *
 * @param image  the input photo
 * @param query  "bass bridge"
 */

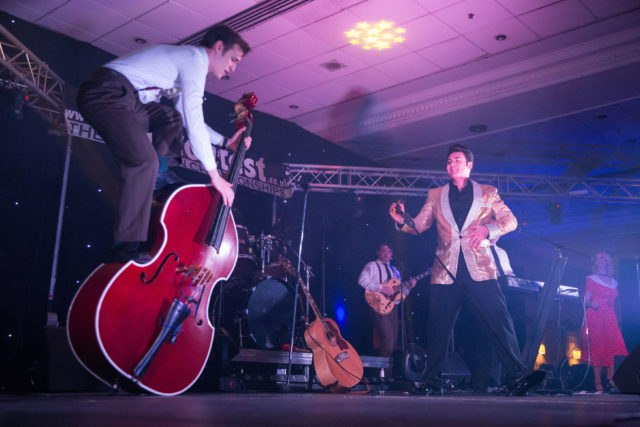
xmin=335 ymin=351 xmax=350 ymax=364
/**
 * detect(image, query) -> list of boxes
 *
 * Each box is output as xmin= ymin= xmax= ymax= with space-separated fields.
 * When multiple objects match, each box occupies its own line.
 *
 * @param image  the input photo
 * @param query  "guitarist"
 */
xmin=76 ymin=24 xmax=252 ymax=263
xmin=358 ymin=243 xmax=416 ymax=376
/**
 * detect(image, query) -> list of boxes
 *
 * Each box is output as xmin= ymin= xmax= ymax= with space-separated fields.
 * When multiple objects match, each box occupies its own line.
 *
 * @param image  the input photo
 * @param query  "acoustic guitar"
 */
xmin=279 ymin=256 xmax=363 ymax=390
xmin=365 ymin=268 xmax=431 ymax=315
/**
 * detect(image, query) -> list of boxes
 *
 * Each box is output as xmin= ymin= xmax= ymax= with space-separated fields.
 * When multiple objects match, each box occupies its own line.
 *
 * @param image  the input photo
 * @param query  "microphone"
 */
xmin=394 ymin=199 xmax=415 ymax=228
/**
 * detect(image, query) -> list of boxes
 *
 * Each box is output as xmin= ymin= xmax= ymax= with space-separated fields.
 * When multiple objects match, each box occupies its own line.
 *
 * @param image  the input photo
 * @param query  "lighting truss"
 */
xmin=285 ymin=163 xmax=640 ymax=204
xmin=0 ymin=23 xmax=67 ymax=133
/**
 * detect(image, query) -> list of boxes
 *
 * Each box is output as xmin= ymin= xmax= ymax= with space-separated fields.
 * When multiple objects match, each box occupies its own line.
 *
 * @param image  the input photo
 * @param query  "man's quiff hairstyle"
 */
xmin=448 ymin=144 xmax=474 ymax=164
xmin=199 ymin=24 xmax=251 ymax=55
xmin=377 ymin=243 xmax=392 ymax=253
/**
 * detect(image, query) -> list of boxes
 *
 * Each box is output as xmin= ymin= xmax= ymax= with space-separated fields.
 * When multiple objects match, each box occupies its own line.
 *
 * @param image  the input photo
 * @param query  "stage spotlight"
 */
xmin=335 ymin=305 xmax=346 ymax=324
xmin=547 ymin=201 xmax=562 ymax=225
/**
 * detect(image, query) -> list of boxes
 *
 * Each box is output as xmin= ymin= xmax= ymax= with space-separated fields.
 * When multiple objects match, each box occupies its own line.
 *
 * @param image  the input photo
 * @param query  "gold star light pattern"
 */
xmin=345 ymin=20 xmax=406 ymax=50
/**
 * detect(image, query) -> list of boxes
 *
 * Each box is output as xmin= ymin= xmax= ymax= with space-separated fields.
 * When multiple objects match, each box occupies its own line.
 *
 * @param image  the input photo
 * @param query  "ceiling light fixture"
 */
xmin=345 ymin=20 xmax=406 ymax=51
xmin=495 ymin=34 xmax=507 ymax=41
xmin=288 ymin=105 xmax=299 ymax=109
xmin=468 ymin=124 xmax=488 ymax=133
xmin=134 ymin=37 xmax=147 ymax=44
xmin=320 ymin=60 xmax=347 ymax=71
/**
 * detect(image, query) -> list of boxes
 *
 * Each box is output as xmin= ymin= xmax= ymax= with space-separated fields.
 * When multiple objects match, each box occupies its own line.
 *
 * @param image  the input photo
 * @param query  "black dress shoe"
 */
xmin=507 ymin=370 xmax=546 ymax=396
xmin=105 ymin=242 xmax=152 ymax=264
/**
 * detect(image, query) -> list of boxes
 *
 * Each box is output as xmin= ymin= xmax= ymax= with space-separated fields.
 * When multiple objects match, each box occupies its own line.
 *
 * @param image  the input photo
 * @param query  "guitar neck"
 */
xmin=399 ymin=268 xmax=432 ymax=288
xmin=297 ymin=278 xmax=324 ymax=323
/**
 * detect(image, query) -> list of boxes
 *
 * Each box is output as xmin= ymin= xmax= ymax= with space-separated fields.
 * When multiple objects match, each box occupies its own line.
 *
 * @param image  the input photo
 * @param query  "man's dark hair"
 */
xmin=200 ymin=24 xmax=251 ymax=55
xmin=448 ymin=144 xmax=474 ymax=164
xmin=377 ymin=242 xmax=392 ymax=252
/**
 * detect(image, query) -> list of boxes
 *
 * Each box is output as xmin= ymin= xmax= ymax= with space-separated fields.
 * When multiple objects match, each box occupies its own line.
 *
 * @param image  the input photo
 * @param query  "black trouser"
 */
xmin=424 ymin=253 xmax=526 ymax=388
xmin=371 ymin=305 xmax=399 ymax=359
xmin=76 ymin=68 xmax=183 ymax=242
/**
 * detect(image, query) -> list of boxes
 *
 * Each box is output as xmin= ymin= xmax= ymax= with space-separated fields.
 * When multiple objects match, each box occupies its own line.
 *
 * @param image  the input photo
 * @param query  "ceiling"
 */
xmin=2 ymin=0 xmax=640 ymax=176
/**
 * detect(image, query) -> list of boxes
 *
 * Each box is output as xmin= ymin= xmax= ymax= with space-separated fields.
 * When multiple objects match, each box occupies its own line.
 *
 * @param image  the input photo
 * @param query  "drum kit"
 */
xmin=210 ymin=224 xmax=309 ymax=351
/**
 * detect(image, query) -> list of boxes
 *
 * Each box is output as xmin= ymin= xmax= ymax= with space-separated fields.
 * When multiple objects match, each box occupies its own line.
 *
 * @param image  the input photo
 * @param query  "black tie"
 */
xmin=384 ymin=263 xmax=392 ymax=282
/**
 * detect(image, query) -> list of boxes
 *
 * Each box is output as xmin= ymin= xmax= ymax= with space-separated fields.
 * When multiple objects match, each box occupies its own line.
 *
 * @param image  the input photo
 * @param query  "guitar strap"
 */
xmin=375 ymin=262 xmax=393 ymax=283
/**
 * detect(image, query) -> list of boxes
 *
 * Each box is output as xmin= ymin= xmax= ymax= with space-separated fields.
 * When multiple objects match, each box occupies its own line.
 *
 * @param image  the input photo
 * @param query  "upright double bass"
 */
xmin=67 ymin=94 xmax=257 ymax=396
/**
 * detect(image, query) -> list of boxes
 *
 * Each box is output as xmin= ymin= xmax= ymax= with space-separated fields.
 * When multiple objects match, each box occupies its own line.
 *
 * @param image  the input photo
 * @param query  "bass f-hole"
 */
xmin=140 ymin=252 xmax=179 ymax=284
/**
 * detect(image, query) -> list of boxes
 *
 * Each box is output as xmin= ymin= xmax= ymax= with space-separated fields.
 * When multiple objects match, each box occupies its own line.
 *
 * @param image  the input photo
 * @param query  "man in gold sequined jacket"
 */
xmin=389 ymin=144 xmax=529 ymax=393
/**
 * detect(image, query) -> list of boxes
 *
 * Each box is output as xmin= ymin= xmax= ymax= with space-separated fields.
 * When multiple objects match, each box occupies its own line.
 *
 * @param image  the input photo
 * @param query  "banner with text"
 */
xmin=66 ymin=108 xmax=292 ymax=198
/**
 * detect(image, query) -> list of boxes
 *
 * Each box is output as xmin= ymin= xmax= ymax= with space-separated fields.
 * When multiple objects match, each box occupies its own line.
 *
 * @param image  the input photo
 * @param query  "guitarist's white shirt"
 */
xmin=358 ymin=260 xmax=402 ymax=293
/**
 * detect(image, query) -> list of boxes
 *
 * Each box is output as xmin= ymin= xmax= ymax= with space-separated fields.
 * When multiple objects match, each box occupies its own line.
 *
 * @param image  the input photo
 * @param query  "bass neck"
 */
xmin=207 ymin=93 xmax=256 ymax=251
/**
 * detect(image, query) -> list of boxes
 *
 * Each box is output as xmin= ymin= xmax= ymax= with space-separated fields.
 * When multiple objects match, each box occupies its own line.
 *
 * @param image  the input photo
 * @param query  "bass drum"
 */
xmin=246 ymin=278 xmax=300 ymax=349
xmin=211 ymin=278 xmax=303 ymax=350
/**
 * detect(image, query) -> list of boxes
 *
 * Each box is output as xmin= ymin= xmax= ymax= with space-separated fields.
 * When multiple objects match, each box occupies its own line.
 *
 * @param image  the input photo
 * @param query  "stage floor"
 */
xmin=1 ymin=391 xmax=639 ymax=426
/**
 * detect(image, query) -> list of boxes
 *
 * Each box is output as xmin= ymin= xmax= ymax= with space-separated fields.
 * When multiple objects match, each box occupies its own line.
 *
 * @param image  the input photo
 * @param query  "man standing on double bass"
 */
xmin=389 ymin=144 xmax=545 ymax=395
xmin=77 ymin=24 xmax=252 ymax=263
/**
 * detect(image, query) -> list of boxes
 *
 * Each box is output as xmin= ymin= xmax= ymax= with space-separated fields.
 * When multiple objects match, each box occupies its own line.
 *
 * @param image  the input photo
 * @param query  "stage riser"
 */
xmin=43 ymin=327 xmax=107 ymax=392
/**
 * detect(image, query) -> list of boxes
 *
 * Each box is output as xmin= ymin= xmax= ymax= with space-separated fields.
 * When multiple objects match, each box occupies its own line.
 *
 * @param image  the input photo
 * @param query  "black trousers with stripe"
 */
xmin=424 ymin=253 xmax=526 ymax=388
xmin=76 ymin=68 xmax=183 ymax=242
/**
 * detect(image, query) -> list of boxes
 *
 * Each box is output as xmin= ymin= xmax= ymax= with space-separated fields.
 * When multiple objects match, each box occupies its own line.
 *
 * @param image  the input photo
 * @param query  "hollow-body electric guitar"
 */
xmin=365 ymin=268 xmax=431 ymax=315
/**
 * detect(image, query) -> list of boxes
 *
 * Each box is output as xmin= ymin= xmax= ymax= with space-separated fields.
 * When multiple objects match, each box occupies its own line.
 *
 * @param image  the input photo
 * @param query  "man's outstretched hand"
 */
xmin=389 ymin=202 xmax=406 ymax=225
xmin=227 ymin=126 xmax=252 ymax=152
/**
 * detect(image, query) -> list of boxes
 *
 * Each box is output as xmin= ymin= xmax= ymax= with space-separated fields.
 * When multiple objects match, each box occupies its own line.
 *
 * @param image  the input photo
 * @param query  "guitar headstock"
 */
xmin=278 ymin=254 xmax=297 ymax=278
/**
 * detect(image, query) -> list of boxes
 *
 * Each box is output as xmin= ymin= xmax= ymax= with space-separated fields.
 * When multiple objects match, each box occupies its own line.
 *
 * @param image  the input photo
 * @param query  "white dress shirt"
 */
xmin=358 ymin=260 xmax=402 ymax=293
xmin=106 ymin=44 xmax=224 ymax=171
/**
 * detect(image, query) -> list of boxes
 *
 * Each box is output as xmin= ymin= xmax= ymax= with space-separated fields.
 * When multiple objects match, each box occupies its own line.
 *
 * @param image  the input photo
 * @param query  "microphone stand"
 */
xmin=285 ymin=184 xmax=310 ymax=389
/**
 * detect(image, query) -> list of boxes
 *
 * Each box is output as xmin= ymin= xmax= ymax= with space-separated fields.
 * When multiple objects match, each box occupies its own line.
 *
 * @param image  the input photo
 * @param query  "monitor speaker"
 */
xmin=612 ymin=344 xmax=640 ymax=394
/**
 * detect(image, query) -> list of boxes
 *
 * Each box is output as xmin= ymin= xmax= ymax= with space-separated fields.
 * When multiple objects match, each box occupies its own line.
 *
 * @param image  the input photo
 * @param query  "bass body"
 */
xmin=67 ymin=184 xmax=237 ymax=395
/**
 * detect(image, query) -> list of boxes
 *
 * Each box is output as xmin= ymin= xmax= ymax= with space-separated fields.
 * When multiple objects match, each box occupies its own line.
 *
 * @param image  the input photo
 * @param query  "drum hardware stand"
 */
xmin=258 ymin=232 xmax=270 ymax=278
